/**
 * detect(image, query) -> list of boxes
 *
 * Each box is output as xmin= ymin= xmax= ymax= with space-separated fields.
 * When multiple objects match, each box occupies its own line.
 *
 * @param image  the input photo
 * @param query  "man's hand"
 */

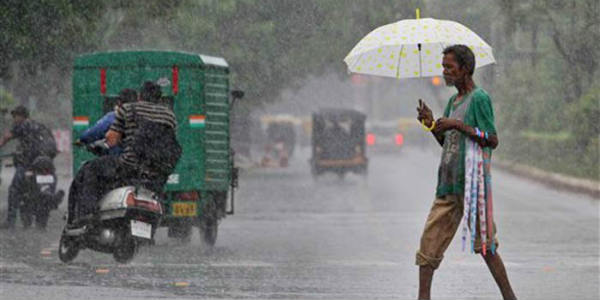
xmin=435 ymin=117 xmax=461 ymax=133
xmin=105 ymin=129 xmax=122 ymax=147
xmin=0 ymin=130 xmax=13 ymax=148
xmin=416 ymin=99 xmax=434 ymax=127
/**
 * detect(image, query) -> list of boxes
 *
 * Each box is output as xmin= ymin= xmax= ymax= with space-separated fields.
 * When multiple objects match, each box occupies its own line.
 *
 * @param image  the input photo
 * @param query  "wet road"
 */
xmin=0 ymin=148 xmax=598 ymax=299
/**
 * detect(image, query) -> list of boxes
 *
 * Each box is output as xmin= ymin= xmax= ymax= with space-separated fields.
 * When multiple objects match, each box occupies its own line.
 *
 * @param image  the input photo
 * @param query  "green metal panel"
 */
xmin=74 ymin=51 xmax=205 ymax=68
xmin=72 ymin=51 xmax=231 ymax=195
xmin=203 ymin=68 xmax=231 ymax=191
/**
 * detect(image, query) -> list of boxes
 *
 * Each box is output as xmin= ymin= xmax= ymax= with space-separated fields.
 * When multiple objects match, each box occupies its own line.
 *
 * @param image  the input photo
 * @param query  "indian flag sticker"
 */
xmin=189 ymin=115 xmax=206 ymax=129
xmin=73 ymin=116 xmax=89 ymax=129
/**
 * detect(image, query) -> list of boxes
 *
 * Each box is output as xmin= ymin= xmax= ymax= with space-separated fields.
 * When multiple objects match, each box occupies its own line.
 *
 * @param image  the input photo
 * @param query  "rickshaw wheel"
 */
xmin=199 ymin=220 xmax=218 ymax=246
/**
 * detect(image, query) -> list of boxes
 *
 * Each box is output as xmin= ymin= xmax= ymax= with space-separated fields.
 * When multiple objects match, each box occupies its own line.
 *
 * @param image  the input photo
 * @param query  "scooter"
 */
xmin=21 ymin=155 xmax=64 ymax=229
xmin=58 ymin=141 xmax=164 ymax=263
xmin=0 ymin=153 xmax=64 ymax=229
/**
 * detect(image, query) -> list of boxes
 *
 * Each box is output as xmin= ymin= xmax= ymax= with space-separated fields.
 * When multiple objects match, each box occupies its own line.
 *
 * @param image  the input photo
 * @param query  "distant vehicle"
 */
xmin=259 ymin=115 xmax=298 ymax=168
xmin=366 ymin=118 xmax=420 ymax=152
xmin=70 ymin=51 xmax=244 ymax=247
xmin=310 ymin=109 xmax=368 ymax=179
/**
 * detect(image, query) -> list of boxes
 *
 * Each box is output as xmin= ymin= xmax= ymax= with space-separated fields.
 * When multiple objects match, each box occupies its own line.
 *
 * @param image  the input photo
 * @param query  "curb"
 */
xmin=494 ymin=159 xmax=600 ymax=199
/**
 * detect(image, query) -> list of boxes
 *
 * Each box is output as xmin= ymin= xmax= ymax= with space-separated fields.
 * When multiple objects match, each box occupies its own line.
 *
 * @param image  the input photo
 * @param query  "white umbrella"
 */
xmin=344 ymin=14 xmax=495 ymax=79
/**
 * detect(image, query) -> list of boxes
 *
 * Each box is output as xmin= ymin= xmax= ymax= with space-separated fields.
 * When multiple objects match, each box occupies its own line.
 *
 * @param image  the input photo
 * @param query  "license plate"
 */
xmin=130 ymin=220 xmax=152 ymax=239
xmin=36 ymin=175 xmax=54 ymax=184
xmin=172 ymin=202 xmax=197 ymax=217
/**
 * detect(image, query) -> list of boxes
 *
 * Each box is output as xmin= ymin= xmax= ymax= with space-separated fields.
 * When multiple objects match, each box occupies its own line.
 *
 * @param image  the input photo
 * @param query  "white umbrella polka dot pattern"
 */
xmin=344 ymin=18 xmax=495 ymax=79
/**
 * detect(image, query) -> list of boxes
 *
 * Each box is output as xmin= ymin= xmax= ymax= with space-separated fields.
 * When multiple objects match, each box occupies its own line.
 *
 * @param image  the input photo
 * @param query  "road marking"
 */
xmin=325 ymin=260 xmax=400 ymax=267
xmin=99 ymin=261 xmax=276 ymax=268
xmin=174 ymin=282 xmax=190 ymax=287
xmin=542 ymin=266 xmax=556 ymax=272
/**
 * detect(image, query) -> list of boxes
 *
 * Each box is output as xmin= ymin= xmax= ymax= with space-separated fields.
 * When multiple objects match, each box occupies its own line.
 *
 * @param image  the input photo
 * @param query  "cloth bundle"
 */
xmin=462 ymin=136 xmax=496 ymax=255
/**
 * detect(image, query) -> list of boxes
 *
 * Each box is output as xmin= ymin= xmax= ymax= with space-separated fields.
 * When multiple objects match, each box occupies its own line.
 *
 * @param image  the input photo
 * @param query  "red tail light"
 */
xmin=172 ymin=65 xmax=179 ymax=95
xmin=100 ymin=68 xmax=106 ymax=94
xmin=367 ymin=133 xmax=376 ymax=146
xmin=126 ymin=192 xmax=162 ymax=213
xmin=395 ymin=134 xmax=404 ymax=146
xmin=177 ymin=191 xmax=200 ymax=201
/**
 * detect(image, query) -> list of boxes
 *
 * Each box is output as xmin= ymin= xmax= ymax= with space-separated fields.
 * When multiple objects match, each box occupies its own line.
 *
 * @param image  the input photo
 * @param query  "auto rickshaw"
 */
xmin=259 ymin=115 xmax=298 ymax=168
xmin=310 ymin=109 xmax=368 ymax=178
xmin=72 ymin=51 xmax=243 ymax=246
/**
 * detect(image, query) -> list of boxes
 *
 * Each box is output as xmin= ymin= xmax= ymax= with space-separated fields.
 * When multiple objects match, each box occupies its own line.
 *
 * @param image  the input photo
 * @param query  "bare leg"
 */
xmin=418 ymin=266 xmax=434 ymax=300
xmin=482 ymin=252 xmax=517 ymax=300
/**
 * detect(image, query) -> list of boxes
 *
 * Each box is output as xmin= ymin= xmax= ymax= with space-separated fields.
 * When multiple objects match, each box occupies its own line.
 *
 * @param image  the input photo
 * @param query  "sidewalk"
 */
xmin=495 ymin=159 xmax=600 ymax=198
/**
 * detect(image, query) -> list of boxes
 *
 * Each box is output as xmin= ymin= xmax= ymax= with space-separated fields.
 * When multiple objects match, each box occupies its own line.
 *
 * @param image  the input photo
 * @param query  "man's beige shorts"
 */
xmin=415 ymin=194 xmax=499 ymax=270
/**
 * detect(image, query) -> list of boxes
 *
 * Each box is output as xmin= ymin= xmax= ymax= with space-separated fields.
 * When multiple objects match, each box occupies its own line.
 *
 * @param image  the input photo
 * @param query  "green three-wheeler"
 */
xmin=72 ymin=50 xmax=242 ymax=245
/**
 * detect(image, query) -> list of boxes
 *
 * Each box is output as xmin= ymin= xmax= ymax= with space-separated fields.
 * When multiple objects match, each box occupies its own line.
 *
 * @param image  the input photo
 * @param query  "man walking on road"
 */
xmin=415 ymin=45 xmax=517 ymax=300
xmin=0 ymin=106 xmax=57 ymax=229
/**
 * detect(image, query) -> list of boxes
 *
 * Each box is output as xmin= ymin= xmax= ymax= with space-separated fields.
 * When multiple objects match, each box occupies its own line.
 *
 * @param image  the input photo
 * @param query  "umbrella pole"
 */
xmin=418 ymin=43 xmax=422 ymax=78
xmin=416 ymin=9 xmax=422 ymax=77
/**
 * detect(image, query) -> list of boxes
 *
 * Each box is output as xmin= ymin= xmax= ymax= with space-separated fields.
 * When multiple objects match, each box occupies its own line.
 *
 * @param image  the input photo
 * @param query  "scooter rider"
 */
xmin=75 ymin=88 xmax=137 ymax=155
xmin=67 ymin=81 xmax=178 ymax=226
xmin=0 ymin=105 xmax=56 ymax=229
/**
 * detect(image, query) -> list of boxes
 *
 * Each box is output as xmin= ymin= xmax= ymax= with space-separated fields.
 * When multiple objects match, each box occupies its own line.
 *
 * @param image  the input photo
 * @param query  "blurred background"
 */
xmin=0 ymin=0 xmax=597 ymax=179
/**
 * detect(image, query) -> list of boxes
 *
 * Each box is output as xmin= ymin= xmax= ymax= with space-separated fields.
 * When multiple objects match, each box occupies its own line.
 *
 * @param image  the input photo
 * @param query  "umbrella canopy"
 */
xmin=344 ymin=17 xmax=495 ymax=79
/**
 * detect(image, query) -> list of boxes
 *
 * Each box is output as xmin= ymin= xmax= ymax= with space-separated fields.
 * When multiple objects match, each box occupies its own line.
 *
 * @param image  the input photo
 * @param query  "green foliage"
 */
xmin=0 ymin=87 xmax=15 ymax=131
xmin=164 ymin=0 xmax=423 ymax=102
xmin=0 ymin=0 xmax=104 ymax=77
xmin=498 ymin=132 xmax=599 ymax=180
xmin=568 ymin=83 xmax=600 ymax=147
xmin=425 ymin=0 xmax=599 ymax=179
xmin=520 ymin=131 xmax=570 ymax=141
xmin=0 ymin=87 xmax=16 ymax=109
xmin=0 ymin=0 xmax=596 ymax=178
xmin=493 ymin=62 xmax=568 ymax=133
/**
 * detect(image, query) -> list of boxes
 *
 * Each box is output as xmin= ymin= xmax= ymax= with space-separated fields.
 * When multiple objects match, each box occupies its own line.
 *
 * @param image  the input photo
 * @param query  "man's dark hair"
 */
xmin=139 ymin=81 xmax=162 ymax=103
xmin=118 ymin=88 xmax=137 ymax=104
xmin=10 ymin=105 xmax=29 ymax=118
xmin=443 ymin=45 xmax=476 ymax=76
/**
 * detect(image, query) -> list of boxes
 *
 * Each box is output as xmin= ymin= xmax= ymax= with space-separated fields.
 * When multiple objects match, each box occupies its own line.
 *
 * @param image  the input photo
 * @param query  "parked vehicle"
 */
xmin=71 ymin=51 xmax=243 ymax=246
xmin=310 ymin=109 xmax=368 ymax=179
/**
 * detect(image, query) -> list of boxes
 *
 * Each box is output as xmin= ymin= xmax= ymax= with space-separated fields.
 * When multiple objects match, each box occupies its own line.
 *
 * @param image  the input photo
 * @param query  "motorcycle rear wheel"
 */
xmin=58 ymin=235 xmax=80 ymax=263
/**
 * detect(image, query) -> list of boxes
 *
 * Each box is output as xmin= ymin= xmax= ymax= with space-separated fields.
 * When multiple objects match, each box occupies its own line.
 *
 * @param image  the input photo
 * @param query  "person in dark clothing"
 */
xmin=0 ymin=106 xmax=54 ymax=229
xmin=76 ymin=88 xmax=137 ymax=155
xmin=67 ymin=82 xmax=178 ymax=225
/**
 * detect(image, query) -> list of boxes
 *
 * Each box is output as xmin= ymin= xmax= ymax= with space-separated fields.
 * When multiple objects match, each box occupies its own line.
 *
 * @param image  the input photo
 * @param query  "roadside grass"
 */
xmin=497 ymin=131 xmax=599 ymax=181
